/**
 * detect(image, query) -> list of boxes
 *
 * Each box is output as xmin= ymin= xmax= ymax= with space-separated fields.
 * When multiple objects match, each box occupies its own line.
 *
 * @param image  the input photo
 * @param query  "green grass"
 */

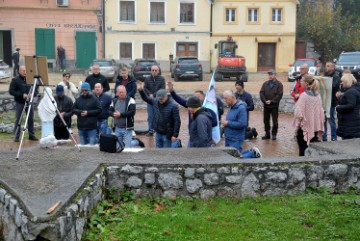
xmin=83 ymin=189 xmax=360 ymax=241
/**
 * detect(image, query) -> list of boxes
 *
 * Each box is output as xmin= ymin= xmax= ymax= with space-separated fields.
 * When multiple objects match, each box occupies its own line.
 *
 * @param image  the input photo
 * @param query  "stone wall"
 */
xmin=106 ymin=160 xmax=360 ymax=199
xmin=0 ymin=94 xmax=15 ymax=113
xmin=0 ymin=169 xmax=105 ymax=241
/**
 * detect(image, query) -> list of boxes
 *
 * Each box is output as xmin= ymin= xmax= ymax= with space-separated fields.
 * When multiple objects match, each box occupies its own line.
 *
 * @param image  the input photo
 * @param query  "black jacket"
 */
xmin=85 ymin=73 xmax=110 ymax=92
xmin=336 ymin=84 xmax=360 ymax=139
xmin=143 ymin=75 xmax=165 ymax=96
xmin=12 ymin=52 xmax=19 ymax=64
xmin=96 ymin=93 xmax=112 ymax=120
xmin=260 ymin=79 xmax=283 ymax=108
xmin=108 ymin=96 xmax=136 ymax=129
xmin=189 ymin=108 xmax=213 ymax=147
xmin=9 ymin=75 xmax=39 ymax=104
xmin=54 ymin=95 xmax=73 ymax=127
xmin=73 ymin=93 xmax=102 ymax=130
xmin=139 ymin=90 xmax=180 ymax=138
xmin=114 ymin=75 xmax=137 ymax=98
xmin=325 ymin=71 xmax=341 ymax=107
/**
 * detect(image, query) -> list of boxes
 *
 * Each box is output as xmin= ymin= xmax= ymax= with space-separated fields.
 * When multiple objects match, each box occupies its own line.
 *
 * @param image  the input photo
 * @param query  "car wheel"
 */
xmin=198 ymin=74 xmax=203 ymax=81
xmin=215 ymin=73 xmax=222 ymax=82
xmin=174 ymin=74 xmax=179 ymax=82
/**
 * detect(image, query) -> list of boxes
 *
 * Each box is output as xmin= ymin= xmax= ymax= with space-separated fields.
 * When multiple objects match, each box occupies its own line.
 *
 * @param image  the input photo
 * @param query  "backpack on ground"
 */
xmin=99 ymin=134 xmax=124 ymax=153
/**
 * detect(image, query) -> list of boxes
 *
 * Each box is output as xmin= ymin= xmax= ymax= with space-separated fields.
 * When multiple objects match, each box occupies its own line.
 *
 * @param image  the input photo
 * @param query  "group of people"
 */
xmin=10 ymin=60 xmax=359 ymax=157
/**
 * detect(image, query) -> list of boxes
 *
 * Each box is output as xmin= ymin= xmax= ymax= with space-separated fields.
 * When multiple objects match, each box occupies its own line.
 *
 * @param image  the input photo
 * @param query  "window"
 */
xmin=248 ymin=8 xmax=258 ymax=23
xmin=150 ymin=1 xmax=165 ymax=23
xmin=272 ymin=8 xmax=282 ymax=23
xmin=180 ymin=2 xmax=194 ymax=24
xmin=225 ymin=8 xmax=236 ymax=23
xmin=143 ymin=43 xmax=155 ymax=59
xmin=119 ymin=1 xmax=135 ymax=22
xmin=119 ymin=42 xmax=132 ymax=59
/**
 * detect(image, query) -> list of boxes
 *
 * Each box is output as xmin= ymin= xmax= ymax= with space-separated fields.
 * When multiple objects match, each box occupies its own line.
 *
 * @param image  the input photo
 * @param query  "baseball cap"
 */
xmin=56 ymin=85 xmax=64 ymax=95
xmin=268 ymin=69 xmax=277 ymax=75
xmin=156 ymin=89 xmax=167 ymax=100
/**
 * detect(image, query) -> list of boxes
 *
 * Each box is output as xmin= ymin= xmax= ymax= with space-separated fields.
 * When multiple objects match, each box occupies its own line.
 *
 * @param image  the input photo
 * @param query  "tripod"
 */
xmin=16 ymin=57 xmax=80 ymax=160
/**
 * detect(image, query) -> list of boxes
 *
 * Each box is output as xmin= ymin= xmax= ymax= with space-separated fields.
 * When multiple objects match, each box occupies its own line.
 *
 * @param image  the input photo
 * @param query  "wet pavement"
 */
xmin=2 ymin=108 xmax=298 ymax=158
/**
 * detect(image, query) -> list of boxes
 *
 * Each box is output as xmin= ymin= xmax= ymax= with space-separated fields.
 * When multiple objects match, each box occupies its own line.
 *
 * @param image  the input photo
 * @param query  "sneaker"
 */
xmin=29 ymin=136 xmax=39 ymax=141
xmin=145 ymin=132 xmax=154 ymax=137
xmin=252 ymin=147 xmax=262 ymax=158
xmin=331 ymin=138 xmax=337 ymax=141
xmin=261 ymin=135 xmax=270 ymax=140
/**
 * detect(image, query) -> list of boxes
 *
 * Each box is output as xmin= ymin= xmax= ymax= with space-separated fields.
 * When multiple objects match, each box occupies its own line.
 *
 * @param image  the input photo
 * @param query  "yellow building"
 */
xmin=105 ymin=0 xmax=298 ymax=73
xmin=105 ymin=0 xmax=212 ymax=71
xmin=211 ymin=0 xmax=299 ymax=72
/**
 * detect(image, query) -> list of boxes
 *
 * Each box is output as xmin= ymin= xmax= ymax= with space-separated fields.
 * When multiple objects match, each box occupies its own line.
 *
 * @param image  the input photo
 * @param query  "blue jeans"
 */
xmin=114 ymin=127 xmax=132 ymax=148
xmin=78 ymin=129 xmax=97 ymax=145
xmin=59 ymin=58 xmax=66 ymax=70
xmin=147 ymin=104 xmax=154 ymax=133
xmin=242 ymin=150 xmax=255 ymax=158
xmin=323 ymin=106 xmax=337 ymax=141
xmin=155 ymin=133 xmax=172 ymax=148
xmin=225 ymin=138 xmax=244 ymax=153
xmin=97 ymin=119 xmax=109 ymax=136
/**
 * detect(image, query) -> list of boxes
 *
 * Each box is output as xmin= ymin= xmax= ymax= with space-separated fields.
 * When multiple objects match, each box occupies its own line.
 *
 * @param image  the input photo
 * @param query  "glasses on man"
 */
xmin=65 ymin=75 xmax=70 ymax=78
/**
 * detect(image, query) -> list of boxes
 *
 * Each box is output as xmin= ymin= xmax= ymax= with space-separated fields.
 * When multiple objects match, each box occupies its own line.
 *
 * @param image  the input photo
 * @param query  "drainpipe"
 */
xmin=102 ymin=0 xmax=105 ymax=58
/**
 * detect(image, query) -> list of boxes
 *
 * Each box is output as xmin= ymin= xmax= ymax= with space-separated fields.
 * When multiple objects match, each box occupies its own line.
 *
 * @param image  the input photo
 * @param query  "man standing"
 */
xmin=109 ymin=85 xmax=136 ymax=147
xmin=235 ymin=80 xmax=254 ymax=138
xmin=290 ymin=64 xmax=307 ymax=103
xmin=85 ymin=64 xmax=110 ymax=93
xmin=221 ymin=90 xmax=247 ymax=153
xmin=114 ymin=66 xmax=137 ymax=99
xmin=94 ymin=83 xmax=112 ymax=136
xmin=138 ymin=81 xmax=181 ymax=148
xmin=72 ymin=82 xmax=101 ymax=145
xmin=186 ymin=96 xmax=213 ymax=148
xmin=9 ymin=66 xmax=38 ymax=142
xmin=259 ymin=69 xmax=283 ymax=140
xmin=143 ymin=65 xmax=165 ymax=136
xmin=57 ymin=45 xmax=66 ymax=73
xmin=323 ymin=61 xmax=341 ymax=141
xmin=12 ymin=48 xmax=20 ymax=77
xmin=53 ymin=85 xmax=73 ymax=140
xmin=58 ymin=73 xmax=78 ymax=102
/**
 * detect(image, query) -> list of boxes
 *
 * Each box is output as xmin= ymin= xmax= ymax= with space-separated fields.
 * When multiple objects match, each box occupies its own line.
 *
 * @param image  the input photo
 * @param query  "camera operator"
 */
xmin=290 ymin=63 xmax=308 ymax=103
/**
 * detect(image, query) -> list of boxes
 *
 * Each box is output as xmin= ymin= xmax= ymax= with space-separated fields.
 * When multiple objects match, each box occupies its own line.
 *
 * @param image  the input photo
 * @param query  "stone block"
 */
xmin=217 ymin=186 xmax=235 ymax=197
xmin=0 ymin=188 xmax=6 ymax=203
xmin=145 ymin=167 xmax=159 ymax=173
xmin=184 ymin=168 xmax=195 ymax=178
xmin=200 ymin=189 xmax=216 ymax=200
xmin=241 ymin=173 xmax=260 ymax=197
xmin=196 ymin=168 xmax=206 ymax=173
xmin=204 ymin=173 xmax=220 ymax=186
xmin=325 ymin=164 xmax=348 ymax=178
xmin=307 ymin=166 xmax=324 ymax=182
xmin=225 ymin=175 xmax=242 ymax=184
xmin=15 ymin=207 xmax=23 ymax=227
xmin=76 ymin=218 xmax=85 ymax=241
xmin=319 ymin=179 xmax=336 ymax=190
xmin=217 ymin=167 xmax=230 ymax=174
xmin=158 ymin=173 xmax=183 ymax=190
xmin=121 ymin=165 xmax=143 ymax=174
xmin=231 ymin=167 xmax=239 ymax=174
xmin=144 ymin=173 xmax=155 ymax=185
xmin=126 ymin=176 xmax=142 ymax=188
xmin=4 ymin=194 xmax=11 ymax=208
xmin=163 ymin=190 xmax=177 ymax=198
xmin=288 ymin=168 xmax=305 ymax=184
xmin=185 ymin=179 xmax=203 ymax=194
xmin=265 ymin=171 xmax=287 ymax=183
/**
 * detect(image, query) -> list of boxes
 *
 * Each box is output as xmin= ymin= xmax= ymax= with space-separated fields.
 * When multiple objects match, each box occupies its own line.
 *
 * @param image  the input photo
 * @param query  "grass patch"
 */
xmin=83 ymin=190 xmax=360 ymax=241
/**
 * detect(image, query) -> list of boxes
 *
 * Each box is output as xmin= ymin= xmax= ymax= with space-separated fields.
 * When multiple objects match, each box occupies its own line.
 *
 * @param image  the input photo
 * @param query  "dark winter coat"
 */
xmin=9 ymin=75 xmax=39 ymax=104
xmin=108 ymin=96 xmax=136 ymax=129
xmin=12 ymin=51 xmax=19 ymax=64
xmin=139 ymin=90 xmax=180 ymax=138
xmin=114 ymin=75 xmax=137 ymax=98
xmin=325 ymin=71 xmax=341 ymax=107
xmin=260 ymin=79 xmax=283 ymax=108
xmin=143 ymin=75 xmax=165 ymax=96
xmin=235 ymin=90 xmax=254 ymax=123
xmin=224 ymin=101 xmax=247 ymax=141
xmin=54 ymin=95 xmax=73 ymax=127
xmin=96 ymin=93 xmax=112 ymax=120
xmin=336 ymin=84 xmax=360 ymax=139
xmin=72 ymin=93 xmax=102 ymax=130
xmin=189 ymin=108 xmax=213 ymax=147
xmin=85 ymin=73 xmax=110 ymax=93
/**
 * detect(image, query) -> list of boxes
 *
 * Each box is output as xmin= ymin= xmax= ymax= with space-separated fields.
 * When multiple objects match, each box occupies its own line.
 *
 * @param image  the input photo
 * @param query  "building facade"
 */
xmin=0 ymin=0 xmax=103 ymax=70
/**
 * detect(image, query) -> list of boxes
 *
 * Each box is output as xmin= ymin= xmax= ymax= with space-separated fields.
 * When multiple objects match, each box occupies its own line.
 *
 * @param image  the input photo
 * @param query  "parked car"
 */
xmin=0 ymin=60 xmax=11 ymax=80
xmin=170 ymin=56 xmax=203 ymax=81
xmin=131 ymin=59 xmax=161 ymax=81
xmin=288 ymin=58 xmax=320 ymax=82
xmin=88 ymin=59 xmax=119 ymax=82
xmin=335 ymin=51 xmax=360 ymax=71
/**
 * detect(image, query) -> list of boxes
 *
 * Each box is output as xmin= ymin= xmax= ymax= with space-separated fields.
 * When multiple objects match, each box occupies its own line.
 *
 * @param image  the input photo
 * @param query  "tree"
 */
xmin=296 ymin=0 xmax=360 ymax=63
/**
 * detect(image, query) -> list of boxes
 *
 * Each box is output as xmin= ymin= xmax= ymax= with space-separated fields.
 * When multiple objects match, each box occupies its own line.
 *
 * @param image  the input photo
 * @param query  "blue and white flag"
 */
xmin=203 ymin=71 xmax=221 ymax=143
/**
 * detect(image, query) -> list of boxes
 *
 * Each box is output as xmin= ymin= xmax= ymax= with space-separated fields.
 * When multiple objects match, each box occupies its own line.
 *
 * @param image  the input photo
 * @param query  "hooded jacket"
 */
xmin=189 ymin=108 xmax=213 ymax=147
xmin=224 ymin=100 xmax=247 ymax=140
xmin=72 ymin=93 xmax=102 ymax=130
xmin=114 ymin=75 xmax=137 ymax=98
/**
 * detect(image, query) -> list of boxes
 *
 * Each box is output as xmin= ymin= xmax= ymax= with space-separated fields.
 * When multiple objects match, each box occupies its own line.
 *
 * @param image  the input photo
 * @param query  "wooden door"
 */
xmin=176 ymin=42 xmax=197 ymax=57
xmin=257 ymin=43 xmax=276 ymax=71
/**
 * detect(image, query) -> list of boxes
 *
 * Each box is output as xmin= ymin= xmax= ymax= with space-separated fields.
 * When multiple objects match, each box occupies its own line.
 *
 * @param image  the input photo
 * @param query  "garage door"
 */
xmin=176 ymin=42 xmax=197 ymax=57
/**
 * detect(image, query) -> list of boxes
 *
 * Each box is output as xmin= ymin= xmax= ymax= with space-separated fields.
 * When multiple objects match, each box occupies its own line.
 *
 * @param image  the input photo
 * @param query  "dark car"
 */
xmin=131 ymin=59 xmax=161 ymax=81
xmin=335 ymin=52 xmax=360 ymax=72
xmin=88 ymin=59 xmax=119 ymax=82
xmin=170 ymin=56 xmax=203 ymax=81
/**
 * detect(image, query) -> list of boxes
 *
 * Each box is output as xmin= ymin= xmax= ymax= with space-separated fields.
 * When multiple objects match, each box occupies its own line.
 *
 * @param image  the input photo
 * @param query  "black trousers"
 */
xmin=54 ymin=126 xmax=70 ymax=140
xmin=263 ymin=106 xmax=279 ymax=136
xmin=296 ymin=128 xmax=319 ymax=156
xmin=14 ymin=102 xmax=35 ymax=139
xmin=13 ymin=63 xmax=19 ymax=76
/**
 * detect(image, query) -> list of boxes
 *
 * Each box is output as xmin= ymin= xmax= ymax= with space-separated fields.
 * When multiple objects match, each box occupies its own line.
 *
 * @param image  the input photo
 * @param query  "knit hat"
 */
xmin=235 ymin=80 xmax=244 ymax=87
xmin=156 ymin=89 xmax=167 ymax=100
xmin=186 ymin=96 xmax=201 ymax=108
xmin=56 ymin=85 xmax=64 ymax=95
xmin=81 ymin=82 xmax=91 ymax=91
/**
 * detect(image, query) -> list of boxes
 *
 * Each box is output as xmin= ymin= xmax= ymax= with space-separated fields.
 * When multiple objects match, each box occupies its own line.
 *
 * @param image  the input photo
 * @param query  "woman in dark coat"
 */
xmin=336 ymin=73 xmax=360 ymax=139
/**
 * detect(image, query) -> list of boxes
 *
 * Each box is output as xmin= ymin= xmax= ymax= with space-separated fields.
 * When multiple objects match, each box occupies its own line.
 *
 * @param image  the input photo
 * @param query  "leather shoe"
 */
xmin=29 ymin=136 xmax=39 ymax=141
xmin=261 ymin=135 xmax=270 ymax=140
xmin=272 ymin=135 xmax=277 ymax=140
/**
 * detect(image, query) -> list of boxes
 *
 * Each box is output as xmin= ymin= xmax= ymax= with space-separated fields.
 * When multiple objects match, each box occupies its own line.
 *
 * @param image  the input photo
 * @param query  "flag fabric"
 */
xmin=203 ymin=71 xmax=221 ymax=143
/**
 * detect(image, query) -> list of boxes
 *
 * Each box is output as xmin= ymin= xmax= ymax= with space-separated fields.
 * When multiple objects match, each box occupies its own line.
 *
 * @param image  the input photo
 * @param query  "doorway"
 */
xmin=257 ymin=43 xmax=276 ymax=71
xmin=75 ymin=31 xmax=96 ymax=68
xmin=0 ymin=31 xmax=12 ymax=66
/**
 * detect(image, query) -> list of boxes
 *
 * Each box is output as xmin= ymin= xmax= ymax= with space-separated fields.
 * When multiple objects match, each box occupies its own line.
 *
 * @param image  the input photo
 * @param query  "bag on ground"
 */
xmin=99 ymin=134 xmax=124 ymax=153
